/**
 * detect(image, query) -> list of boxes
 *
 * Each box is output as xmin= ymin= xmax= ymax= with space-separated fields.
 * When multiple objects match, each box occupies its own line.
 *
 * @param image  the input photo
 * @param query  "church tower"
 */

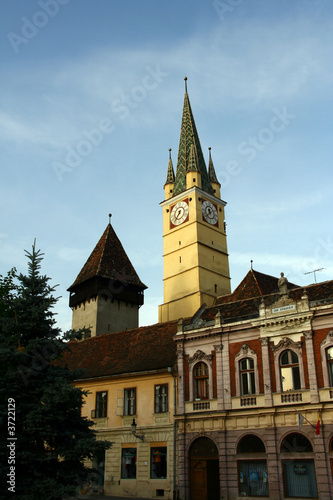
xmin=68 ymin=219 xmax=147 ymax=337
xmin=158 ymin=79 xmax=231 ymax=323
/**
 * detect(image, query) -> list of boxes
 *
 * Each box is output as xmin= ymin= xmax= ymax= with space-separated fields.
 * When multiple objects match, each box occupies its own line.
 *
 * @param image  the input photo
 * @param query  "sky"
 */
xmin=1 ymin=0 xmax=333 ymax=333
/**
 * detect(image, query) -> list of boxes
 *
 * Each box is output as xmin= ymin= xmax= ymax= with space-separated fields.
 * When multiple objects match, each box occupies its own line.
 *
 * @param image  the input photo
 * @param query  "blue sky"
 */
xmin=1 ymin=0 xmax=333 ymax=332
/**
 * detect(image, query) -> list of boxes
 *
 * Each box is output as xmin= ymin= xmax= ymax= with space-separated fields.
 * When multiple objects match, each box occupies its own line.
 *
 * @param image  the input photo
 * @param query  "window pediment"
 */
xmin=188 ymin=350 xmax=213 ymax=366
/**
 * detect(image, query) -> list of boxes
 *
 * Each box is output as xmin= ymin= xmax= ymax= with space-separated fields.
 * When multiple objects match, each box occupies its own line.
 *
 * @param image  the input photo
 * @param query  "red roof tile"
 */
xmin=68 ymin=223 xmax=146 ymax=291
xmin=60 ymin=321 xmax=178 ymax=380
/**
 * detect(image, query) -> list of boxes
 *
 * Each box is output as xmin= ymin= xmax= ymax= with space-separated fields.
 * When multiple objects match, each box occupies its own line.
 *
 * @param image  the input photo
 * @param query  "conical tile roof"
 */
xmin=68 ymin=223 xmax=147 ymax=291
xmin=173 ymin=86 xmax=214 ymax=196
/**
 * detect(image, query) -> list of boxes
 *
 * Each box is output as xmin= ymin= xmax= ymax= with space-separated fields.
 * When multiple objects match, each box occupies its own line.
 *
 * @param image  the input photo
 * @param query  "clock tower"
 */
xmin=158 ymin=79 xmax=231 ymax=323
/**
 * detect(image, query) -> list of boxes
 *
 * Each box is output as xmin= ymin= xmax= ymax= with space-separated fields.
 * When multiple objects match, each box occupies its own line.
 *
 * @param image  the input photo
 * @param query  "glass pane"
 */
xmin=280 ymin=351 xmax=289 ymax=365
xmin=281 ymin=366 xmax=293 ymax=391
xmin=250 ymin=372 xmax=256 ymax=394
xmin=241 ymin=372 xmax=249 ymax=395
xmin=151 ymin=447 xmax=167 ymax=479
xmin=328 ymin=362 xmax=333 ymax=386
xmin=292 ymin=366 xmax=301 ymax=390
xmin=290 ymin=350 xmax=298 ymax=364
xmin=121 ymin=448 xmax=137 ymax=479
xmin=239 ymin=461 xmax=269 ymax=497
xmin=327 ymin=347 xmax=333 ymax=360
xmin=283 ymin=461 xmax=317 ymax=498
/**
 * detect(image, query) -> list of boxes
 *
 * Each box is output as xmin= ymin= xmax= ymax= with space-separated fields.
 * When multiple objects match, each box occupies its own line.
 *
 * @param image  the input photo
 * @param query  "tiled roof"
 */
xmin=60 ymin=321 xmax=178 ymax=380
xmin=208 ymin=150 xmax=220 ymax=185
xmin=68 ymin=223 xmax=146 ymax=291
xmin=173 ymin=89 xmax=214 ymax=196
xmin=203 ymin=271 xmax=333 ymax=323
xmin=216 ymin=269 xmax=298 ymax=305
xmin=164 ymin=150 xmax=175 ymax=185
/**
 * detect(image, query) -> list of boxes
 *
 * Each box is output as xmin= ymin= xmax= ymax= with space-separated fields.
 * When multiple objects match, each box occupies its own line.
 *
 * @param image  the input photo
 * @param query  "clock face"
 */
xmin=170 ymin=200 xmax=189 ymax=227
xmin=202 ymin=200 xmax=218 ymax=225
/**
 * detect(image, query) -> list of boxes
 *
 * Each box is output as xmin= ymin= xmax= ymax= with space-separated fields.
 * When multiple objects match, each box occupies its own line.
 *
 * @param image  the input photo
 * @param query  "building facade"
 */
xmin=175 ymin=269 xmax=333 ymax=500
xmin=63 ymin=81 xmax=333 ymax=499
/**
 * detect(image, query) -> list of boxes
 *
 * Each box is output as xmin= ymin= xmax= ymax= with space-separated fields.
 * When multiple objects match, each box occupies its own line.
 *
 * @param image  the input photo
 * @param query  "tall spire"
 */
xmin=173 ymin=79 xmax=214 ymax=196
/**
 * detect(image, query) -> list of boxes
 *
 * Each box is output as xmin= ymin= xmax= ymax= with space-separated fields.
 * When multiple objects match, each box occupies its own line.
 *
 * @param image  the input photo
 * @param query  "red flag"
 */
xmin=315 ymin=414 xmax=320 ymax=435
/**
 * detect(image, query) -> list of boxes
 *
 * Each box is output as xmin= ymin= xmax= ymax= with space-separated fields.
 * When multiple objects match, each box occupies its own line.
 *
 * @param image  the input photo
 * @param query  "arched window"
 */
xmin=194 ymin=362 xmax=209 ymax=400
xmin=240 ymin=358 xmax=256 ymax=395
xmin=326 ymin=347 xmax=333 ymax=386
xmin=280 ymin=350 xmax=301 ymax=391
xmin=281 ymin=433 xmax=317 ymax=498
xmin=237 ymin=434 xmax=268 ymax=497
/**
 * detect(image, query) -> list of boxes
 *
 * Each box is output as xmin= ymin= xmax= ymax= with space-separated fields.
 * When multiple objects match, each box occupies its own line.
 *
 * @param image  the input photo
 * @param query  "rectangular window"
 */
xmin=283 ymin=460 xmax=317 ymax=498
xmin=151 ymin=447 xmax=167 ymax=479
xmin=239 ymin=461 xmax=269 ymax=497
xmin=121 ymin=448 xmax=137 ymax=479
xmin=124 ymin=388 xmax=136 ymax=416
xmin=155 ymin=384 xmax=168 ymax=413
xmin=95 ymin=391 xmax=107 ymax=418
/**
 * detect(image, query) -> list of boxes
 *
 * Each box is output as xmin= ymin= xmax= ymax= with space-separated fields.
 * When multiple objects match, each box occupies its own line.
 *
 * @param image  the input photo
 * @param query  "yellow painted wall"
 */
xmin=159 ymin=187 xmax=230 ymax=322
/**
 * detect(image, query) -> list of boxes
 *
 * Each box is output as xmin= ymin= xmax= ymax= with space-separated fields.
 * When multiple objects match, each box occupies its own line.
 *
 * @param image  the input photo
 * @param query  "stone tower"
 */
xmin=68 ymin=220 xmax=147 ymax=336
xmin=158 ymin=79 xmax=231 ymax=323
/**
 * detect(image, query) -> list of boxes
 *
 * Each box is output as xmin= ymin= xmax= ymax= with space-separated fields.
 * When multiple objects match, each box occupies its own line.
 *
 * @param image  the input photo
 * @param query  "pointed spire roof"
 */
xmin=164 ymin=148 xmax=175 ymax=185
xmin=173 ymin=79 xmax=214 ymax=196
xmin=68 ymin=223 xmax=147 ymax=291
xmin=208 ymin=147 xmax=220 ymax=185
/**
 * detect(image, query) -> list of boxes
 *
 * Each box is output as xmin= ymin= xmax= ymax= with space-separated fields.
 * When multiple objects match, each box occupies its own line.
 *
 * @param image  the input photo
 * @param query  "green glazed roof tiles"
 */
xmin=208 ymin=149 xmax=220 ymax=185
xmin=173 ymin=90 xmax=214 ymax=196
xmin=165 ymin=151 xmax=175 ymax=185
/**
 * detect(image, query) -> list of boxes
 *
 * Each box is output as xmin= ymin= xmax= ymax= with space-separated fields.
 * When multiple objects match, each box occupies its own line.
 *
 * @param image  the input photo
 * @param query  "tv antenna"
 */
xmin=304 ymin=268 xmax=324 ymax=284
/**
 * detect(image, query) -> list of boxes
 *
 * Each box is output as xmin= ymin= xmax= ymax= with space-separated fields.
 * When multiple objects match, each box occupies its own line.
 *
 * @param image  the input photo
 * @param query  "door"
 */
xmin=190 ymin=460 xmax=207 ymax=500
xmin=189 ymin=437 xmax=220 ymax=500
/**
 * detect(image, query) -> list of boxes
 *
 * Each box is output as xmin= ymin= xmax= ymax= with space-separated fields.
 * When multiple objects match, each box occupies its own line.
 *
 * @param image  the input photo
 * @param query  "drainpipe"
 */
xmin=169 ymin=366 xmax=177 ymax=500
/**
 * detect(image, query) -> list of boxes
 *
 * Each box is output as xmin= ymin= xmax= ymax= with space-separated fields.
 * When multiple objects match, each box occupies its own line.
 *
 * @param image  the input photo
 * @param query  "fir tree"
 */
xmin=0 ymin=241 xmax=111 ymax=499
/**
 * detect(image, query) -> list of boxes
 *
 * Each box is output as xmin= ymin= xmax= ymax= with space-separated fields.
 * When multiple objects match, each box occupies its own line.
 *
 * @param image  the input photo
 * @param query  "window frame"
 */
xmin=95 ymin=391 xmax=108 ymax=418
xmin=193 ymin=361 xmax=209 ymax=400
xmin=280 ymin=350 xmax=301 ymax=392
xmin=272 ymin=338 xmax=305 ymax=393
xmin=188 ymin=350 xmax=213 ymax=401
xmin=121 ymin=447 xmax=137 ymax=479
xmin=150 ymin=446 xmax=167 ymax=479
xmin=123 ymin=388 xmax=136 ymax=416
xmin=154 ymin=384 xmax=168 ymax=413
xmin=320 ymin=330 xmax=333 ymax=387
xmin=235 ymin=345 xmax=259 ymax=397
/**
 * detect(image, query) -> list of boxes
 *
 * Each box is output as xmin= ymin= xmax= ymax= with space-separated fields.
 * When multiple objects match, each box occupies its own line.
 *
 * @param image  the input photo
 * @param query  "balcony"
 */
xmin=185 ymin=399 xmax=218 ymax=413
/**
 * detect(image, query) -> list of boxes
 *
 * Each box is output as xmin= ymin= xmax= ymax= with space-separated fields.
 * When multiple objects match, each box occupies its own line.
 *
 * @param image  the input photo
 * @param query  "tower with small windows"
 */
xmin=68 ymin=218 xmax=147 ymax=336
xmin=158 ymin=79 xmax=231 ymax=323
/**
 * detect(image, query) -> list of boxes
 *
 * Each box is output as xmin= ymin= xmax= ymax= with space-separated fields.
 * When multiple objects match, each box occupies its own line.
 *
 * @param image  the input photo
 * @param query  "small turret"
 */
xmin=208 ymin=147 xmax=221 ymax=198
xmin=186 ymin=139 xmax=202 ymax=189
xmin=164 ymin=148 xmax=175 ymax=200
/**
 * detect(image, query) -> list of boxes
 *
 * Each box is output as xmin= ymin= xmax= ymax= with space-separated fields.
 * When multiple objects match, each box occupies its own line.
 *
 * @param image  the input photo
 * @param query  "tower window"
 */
xmin=193 ymin=178 xmax=196 ymax=182
xmin=214 ymin=284 xmax=217 ymax=294
xmin=179 ymin=256 xmax=181 ymax=263
xmin=179 ymin=241 xmax=181 ymax=245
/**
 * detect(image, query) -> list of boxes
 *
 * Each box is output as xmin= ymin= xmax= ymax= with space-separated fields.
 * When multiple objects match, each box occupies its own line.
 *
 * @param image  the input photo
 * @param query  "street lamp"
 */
xmin=131 ymin=418 xmax=144 ymax=441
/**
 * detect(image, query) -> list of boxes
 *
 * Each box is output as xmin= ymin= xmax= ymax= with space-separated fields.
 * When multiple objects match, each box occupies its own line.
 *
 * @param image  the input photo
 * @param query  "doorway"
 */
xmin=189 ymin=437 xmax=220 ymax=500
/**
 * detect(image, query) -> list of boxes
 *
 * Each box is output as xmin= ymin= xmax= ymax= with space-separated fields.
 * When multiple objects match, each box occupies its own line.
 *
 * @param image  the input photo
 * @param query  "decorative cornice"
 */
xmin=260 ymin=337 xmax=270 ymax=347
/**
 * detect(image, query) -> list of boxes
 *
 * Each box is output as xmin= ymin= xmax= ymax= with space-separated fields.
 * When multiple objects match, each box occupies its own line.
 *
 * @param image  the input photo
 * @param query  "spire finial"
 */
xmin=184 ymin=76 xmax=187 ymax=92
xmin=208 ymin=146 xmax=211 ymax=159
xmin=108 ymin=213 xmax=112 ymax=224
xmin=169 ymin=148 xmax=172 ymax=159
xmin=250 ymin=259 xmax=253 ymax=270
